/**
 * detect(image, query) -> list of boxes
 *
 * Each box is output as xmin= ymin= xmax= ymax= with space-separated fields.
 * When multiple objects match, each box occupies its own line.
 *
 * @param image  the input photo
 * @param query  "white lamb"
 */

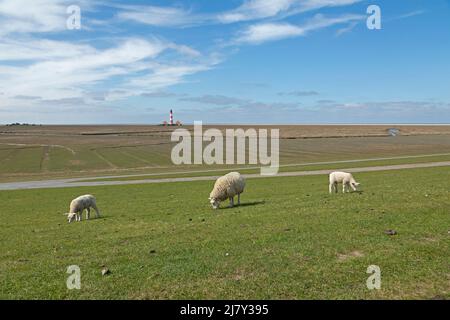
xmin=329 ymin=171 xmax=361 ymax=194
xmin=64 ymin=194 xmax=101 ymax=223
xmin=209 ymin=172 xmax=246 ymax=209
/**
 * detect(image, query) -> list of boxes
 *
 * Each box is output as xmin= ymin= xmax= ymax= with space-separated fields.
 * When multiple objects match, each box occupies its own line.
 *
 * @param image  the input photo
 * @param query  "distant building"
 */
xmin=161 ymin=110 xmax=182 ymax=126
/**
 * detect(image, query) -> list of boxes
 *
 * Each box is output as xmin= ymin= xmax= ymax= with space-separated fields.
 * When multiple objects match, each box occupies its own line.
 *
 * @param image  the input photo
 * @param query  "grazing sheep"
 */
xmin=329 ymin=171 xmax=360 ymax=194
xmin=209 ymin=172 xmax=246 ymax=209
xmin=64 ymin=194 xmax=100 ymax=223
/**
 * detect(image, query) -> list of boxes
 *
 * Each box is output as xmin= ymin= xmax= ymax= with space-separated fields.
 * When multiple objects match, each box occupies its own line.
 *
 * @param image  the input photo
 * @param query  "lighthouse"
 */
xmin=169 ymin=109 xmax=174 ymax=125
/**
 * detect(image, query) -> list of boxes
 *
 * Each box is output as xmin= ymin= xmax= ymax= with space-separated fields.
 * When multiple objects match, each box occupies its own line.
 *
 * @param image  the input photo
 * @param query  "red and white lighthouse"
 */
xmin=169 ymin=109 xmax=174 ymax=125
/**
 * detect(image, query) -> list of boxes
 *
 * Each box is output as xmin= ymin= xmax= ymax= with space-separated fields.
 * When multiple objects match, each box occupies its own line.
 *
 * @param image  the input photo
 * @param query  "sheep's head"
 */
xmin=66 ymin=212 xmax=77 ymax=223
xmin=209 ymin=197 xmax=220 ymax=209
xmin=352 ymin=182 xmax=361 ymax=189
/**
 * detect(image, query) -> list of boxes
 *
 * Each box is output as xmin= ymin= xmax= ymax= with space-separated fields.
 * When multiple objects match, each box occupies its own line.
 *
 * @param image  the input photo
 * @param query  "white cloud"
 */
xmin=0 ymin=0 xmax=95 ymax=35
xmin=236 ymin=23 xmax=305 ymax=44
xmin=114 ymin=0 xmax=363 ymax=27
xmin=218 ymin=0 xmax=362 ymax=23
xmin=235 ymin=13 xmax=364 ymax=44
xmin=0 ymin=38 xmax=95 ymax=61
xmin=0 ymin=37 xmax=210 ymax=107
xmin=115 ymin=4 xmax=208 ymax=27
xmin=125 ymin=63 xmax=214 ymax=91
xmin=218 ymin=0 xmax=294 ymax=23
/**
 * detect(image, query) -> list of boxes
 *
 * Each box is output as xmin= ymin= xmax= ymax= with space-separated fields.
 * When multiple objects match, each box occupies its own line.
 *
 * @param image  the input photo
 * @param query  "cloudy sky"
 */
xmin=0 ymin=0 xmax=449 ymax=124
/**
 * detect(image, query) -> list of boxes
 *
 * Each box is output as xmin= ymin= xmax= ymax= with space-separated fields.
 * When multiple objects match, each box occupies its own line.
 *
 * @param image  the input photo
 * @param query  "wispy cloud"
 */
xmin=278 ymin=90 xmax=319 ymax=96
xmin=0 ymin=0 xmax=95 ymax=35
xmin=0 ymin=37 xmax=211 ymax=106
xmin=178 ymin=94 xmax=301 ymax=113
xmin=218 ymin=0 xmax=294 ymax=23
xmin=234 ymin=13 xmax=364 ymax=44
xmin=180 ymin=95 xmax=250 ymax=106
xmin=390 ymin=10 xmax=426 ymax=21
xmin=115 ymin=4 xmax=209 ymax=27
xmin=218 ymin=0 xmax=363 ymax=23
xmin=335 ymin=20 xmax=359 ymax=36
xmin=115 ymin=0 xmax=364 ymax=27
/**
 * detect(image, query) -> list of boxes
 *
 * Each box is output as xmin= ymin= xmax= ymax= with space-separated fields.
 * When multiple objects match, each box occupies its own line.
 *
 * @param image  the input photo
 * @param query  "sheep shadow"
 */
xmin=76 ymin=216 xmax=107 ymax=223
xmin=220 ymin=200 xmax=265 ymax=210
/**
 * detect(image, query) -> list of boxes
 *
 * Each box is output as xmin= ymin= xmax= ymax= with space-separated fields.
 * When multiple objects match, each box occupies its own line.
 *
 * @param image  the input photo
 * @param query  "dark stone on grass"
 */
xmin=149 ymin=250 xmax=156 ymax=254
xmin=384 ymin=230 xmax=397 ymax=236
xmin=189 ymin=218 xmax=192 ymax=221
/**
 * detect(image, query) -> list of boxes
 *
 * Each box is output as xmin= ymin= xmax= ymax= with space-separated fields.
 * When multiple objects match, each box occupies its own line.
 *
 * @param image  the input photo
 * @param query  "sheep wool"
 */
xmin=209 ymin=172 xmax=245 ymax=209
xmin=329 ymin=171 xmax=360 ymax=193
xmin=66 ymin=194 xmax=100 ymax=222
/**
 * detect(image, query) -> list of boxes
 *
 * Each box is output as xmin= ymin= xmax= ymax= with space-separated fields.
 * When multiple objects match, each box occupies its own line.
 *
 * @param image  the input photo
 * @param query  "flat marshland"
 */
xmin=0 ymin=125 xmax=449 ymax=299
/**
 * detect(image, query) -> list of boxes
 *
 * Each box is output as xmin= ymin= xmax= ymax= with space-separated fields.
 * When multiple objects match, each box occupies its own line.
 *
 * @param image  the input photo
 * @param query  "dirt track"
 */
xmin=1 ymin=161 xmax=449 ymax=191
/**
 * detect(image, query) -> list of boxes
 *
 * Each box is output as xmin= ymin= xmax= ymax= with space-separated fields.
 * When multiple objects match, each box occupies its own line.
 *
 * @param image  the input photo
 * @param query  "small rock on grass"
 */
xmin=101 ymin=267 xmax=110 ymax=276
xmin=384 ymin=230 xmax=397 ymax=236
xmin=149 ymin=249 xmax=156 ymax=254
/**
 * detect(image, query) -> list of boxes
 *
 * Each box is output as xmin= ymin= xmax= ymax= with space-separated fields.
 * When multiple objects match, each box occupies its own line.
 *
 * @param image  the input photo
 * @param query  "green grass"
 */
xmin=0 ymin=166 xmax=449 ymax=299
xmin=0 ymin=147 xmax=44 ymax=174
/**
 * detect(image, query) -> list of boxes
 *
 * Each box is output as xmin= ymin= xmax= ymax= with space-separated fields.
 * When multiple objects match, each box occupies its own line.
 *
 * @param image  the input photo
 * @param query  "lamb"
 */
xmin=64 ymin=194 xmax=101 ymax=223
xmin=329 ymin=171 xmax=361 ymax=194
xmin=209 ymin=172 xmax=246 ymax=209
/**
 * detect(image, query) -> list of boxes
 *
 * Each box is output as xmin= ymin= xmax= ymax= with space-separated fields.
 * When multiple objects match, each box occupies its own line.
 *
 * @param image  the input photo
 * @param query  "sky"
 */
xmin=0 ymin=0 xmax=450 ymax=124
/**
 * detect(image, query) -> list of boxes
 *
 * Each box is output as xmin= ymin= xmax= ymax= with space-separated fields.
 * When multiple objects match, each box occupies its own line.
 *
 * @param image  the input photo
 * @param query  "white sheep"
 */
xmin=329 ymin=171 xmax=361 ymax=194
xmin=209 ymin=172 xmax=246 ymax=209
xmin=64 ymin=194 xmax=101 ymax=223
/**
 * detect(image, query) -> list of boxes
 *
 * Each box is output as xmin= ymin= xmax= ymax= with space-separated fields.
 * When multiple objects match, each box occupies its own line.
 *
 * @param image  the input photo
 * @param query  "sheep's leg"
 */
xmin=237 ymin=194 xmax=241 ymax=205
xmin=92 ymin=204 xmax=101 ymax=218
xmin=329 ymin=183 xmax=333 ymax=194
xmin=229 ymin=197 xmax=234 ymax=208
xmin=343 ymin=183 xmax=347 ymax=193
xmin=346 ymin=183 xmax=351 ymax=193
xmin=86 ymin=208 xmax=91 ymax=220
xmin=334 ymin=183 xmax=338 ymax=193
xmin=77 ymin=211 xmax=82 ymax=222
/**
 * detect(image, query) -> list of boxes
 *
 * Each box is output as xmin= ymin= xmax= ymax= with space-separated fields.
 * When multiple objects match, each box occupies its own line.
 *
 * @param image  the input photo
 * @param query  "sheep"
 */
xmin=329 ymin=171 xmax=361 ymax=194
xmin=209 ymin=172 xmax=246 ymax=209
xmin=64 ymin=194 xmax=100 ymax=223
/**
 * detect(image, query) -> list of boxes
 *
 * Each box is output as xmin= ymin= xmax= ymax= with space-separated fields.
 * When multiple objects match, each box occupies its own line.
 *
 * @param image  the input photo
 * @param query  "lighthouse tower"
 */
xmin=169 ymin=109 xmax=174 ymax=125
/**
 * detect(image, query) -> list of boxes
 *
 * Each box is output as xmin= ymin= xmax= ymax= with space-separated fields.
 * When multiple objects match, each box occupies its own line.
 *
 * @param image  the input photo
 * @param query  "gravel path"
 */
xmin=1 ymin=161 xmax=449 ymax=191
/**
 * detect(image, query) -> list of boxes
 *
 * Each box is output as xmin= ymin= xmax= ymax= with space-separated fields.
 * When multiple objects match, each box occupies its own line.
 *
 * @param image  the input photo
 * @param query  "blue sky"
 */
xmin=0 ymin=0 xmax=449 ymax=124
